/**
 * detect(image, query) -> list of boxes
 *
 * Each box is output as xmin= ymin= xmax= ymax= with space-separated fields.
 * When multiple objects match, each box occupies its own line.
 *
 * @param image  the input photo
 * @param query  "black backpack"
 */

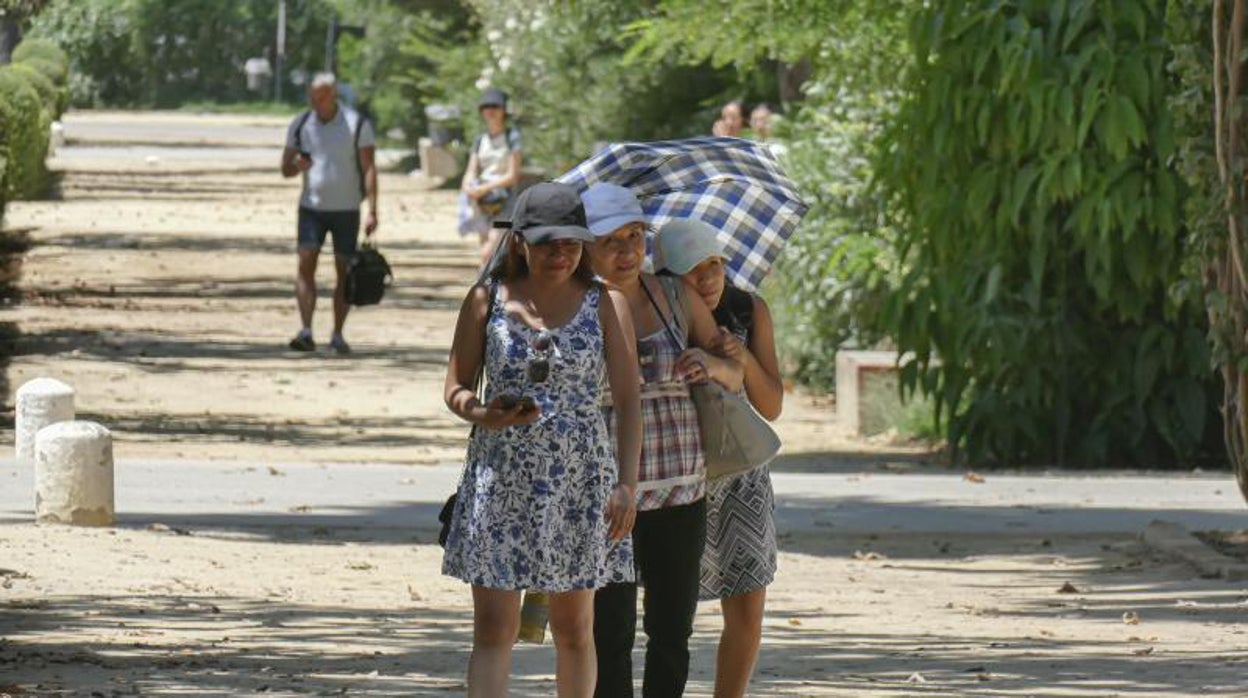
xmin=345 ymin=245 xmax=392 ymax=306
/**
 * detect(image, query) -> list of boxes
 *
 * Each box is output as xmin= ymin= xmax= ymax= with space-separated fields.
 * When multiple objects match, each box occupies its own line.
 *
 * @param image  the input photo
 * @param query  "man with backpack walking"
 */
xmin=280 ymin=72 xmax=378 ymax=354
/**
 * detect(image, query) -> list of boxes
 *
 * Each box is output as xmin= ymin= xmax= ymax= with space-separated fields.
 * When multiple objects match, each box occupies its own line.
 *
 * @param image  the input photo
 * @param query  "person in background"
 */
xmin=442 ymin=183 xmax=641 ymax=697
xmin=280 ymin=72 xmax=378 ymax=355
xmin=459 ymin=87 xmax=523 ymax=269
xmin=654 ymin=219 xmax=783 ymax=698
xmin=715 ymin=101 xmax=745 ymax=138
xmin=582 ymin=183 xmax=744 ymax=698
xmin=749 ymin=103 xmax=774 ymax=142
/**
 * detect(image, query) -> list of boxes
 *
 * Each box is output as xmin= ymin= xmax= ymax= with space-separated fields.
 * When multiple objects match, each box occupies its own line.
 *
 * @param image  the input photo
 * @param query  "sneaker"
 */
xmin=330 ymin=335 xmax=351 ymax=355
xmin=288 ymin=334 xmax=316 ymax=352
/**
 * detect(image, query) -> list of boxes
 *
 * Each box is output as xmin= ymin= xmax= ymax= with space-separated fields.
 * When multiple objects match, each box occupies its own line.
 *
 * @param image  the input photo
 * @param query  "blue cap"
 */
xmin=580 ymin=183 xmax=647 ymax=237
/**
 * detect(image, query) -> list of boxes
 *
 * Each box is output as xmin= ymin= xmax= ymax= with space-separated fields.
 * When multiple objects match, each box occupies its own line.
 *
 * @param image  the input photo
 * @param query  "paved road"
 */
xmin=50 ymin=110 xmax=409 ymax=168
xmin=3 ymin=457 xmax=1242 ymax=537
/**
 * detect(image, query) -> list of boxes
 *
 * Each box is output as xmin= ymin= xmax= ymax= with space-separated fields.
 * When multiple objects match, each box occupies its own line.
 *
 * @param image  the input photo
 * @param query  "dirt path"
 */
xmin=2 ymin=112 xmax=1245 ymax=697
xmin=0 ymin=111 xmax=860 ymax=467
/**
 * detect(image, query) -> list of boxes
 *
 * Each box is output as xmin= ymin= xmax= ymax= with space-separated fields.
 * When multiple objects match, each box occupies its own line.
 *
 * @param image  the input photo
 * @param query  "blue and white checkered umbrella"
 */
xmin=555 ymin=136 xmax=808 ymax=293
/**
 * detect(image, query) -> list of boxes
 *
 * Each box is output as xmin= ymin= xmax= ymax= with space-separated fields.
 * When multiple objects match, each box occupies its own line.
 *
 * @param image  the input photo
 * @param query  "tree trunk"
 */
xmin=777 ymin=58 xmax=813 ymax=105
xmin=1213 ymin=0 xmax=1248 ymax=501
xmin=0 ymin=18 xmax=21 ymax=65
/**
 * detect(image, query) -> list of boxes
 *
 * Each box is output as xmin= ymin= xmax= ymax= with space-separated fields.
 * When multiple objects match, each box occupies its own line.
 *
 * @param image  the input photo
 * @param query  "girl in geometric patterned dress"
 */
xmin=656 ymin=218 xmax=783 ymax=698
xmin=442 ymin=183 xmax=641 ymax=697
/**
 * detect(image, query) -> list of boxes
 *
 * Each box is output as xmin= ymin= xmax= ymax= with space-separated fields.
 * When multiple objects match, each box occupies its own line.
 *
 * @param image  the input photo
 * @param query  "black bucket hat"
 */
xmin=478 ymin=87 xmax=508 ymax=111
xmin=507 ymin=183 xmax=594 ymax=244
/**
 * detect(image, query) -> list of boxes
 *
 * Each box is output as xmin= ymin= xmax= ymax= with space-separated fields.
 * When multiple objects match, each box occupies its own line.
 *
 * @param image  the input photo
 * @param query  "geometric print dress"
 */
xmin=698 ymin=318 xmax=779 ymax=599
xmin=442 ymin=284 xmax=632 ymax=591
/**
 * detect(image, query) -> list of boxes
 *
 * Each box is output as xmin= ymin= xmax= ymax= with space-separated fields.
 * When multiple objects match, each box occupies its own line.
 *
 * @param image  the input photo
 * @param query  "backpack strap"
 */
xmin=353 ymin=109 xmax=370 ymax=199
xmin=292 ymin=109 xmax=313 ymax=153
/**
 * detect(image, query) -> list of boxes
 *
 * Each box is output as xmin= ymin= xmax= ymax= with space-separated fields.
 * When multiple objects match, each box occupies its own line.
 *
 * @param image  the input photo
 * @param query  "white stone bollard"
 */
xmin=49 ymin=121 xmax=65 ymax=153
xmin=16 ymin=378 xmax=75 ymax=463
xmin=34 ymin=421 xmax=114 ymax=526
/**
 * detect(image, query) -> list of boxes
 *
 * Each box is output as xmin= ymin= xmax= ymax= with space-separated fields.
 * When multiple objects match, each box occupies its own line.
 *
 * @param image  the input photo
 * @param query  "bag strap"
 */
xmin=468 ymin=282 xmax=499 ymax=437
xmin=640 ymin=277 xmax=687 ymax=352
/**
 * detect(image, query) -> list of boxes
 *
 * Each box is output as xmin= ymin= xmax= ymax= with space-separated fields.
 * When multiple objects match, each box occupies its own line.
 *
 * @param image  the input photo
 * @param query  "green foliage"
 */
xmin=30 ymin=0 xmax=334 ymax=108
xmin=333 ymin=0 xmax=466 ymax=144
xmin=8 ymin=63 xmax=56 ymax=116
xmin=873 ymin=0 xmax=1217 ymax=467
xmin=10 ymin=35 xmax=65 ymax=66
xmin=0 ymin=66 xmax=49 ymax=199
xmin=400 ymin=1 xmax=735 ymax=171
xmin=11 ymin=36 xmax=69 ymax=118
xmin=624 ymin=1 xmax=914 ymax=390
xmin=624 ymin=0 xmax=845 ymax=69
xmin=1166 ymin=2 xmax=1227 ymax=364
xmin=27 ymin=0 xmax=140 ymax=107
xmin=768 ymin=4 xmax=911 ymax=389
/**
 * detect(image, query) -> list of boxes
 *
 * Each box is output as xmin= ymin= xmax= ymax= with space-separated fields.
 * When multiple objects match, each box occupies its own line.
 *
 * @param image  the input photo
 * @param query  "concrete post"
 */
xmin=16 ymin=377 xmax=75 ymax=464
xmin=34 ymin=421 xmax=115 ymax=526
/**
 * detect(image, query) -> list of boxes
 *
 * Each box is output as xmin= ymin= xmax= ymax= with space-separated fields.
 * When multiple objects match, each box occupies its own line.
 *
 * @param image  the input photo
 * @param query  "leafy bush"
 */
xmin=12 ymin=35 xmax=71 ymax=119
xmin=872 ymin=0 xmax=1219 ymax=467
xmin=8 ymin=63 xmax=59 ymax=119
xmin=11 ymin=36 xmax=69 ymax=76
xmin=27 ymin=0 xmax=140 ymax=107
xmin=0 ymin=67 xmax=50 ymax=200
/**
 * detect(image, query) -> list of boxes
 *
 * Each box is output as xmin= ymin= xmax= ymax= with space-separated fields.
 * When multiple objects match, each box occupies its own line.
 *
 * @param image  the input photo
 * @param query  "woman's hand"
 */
xmin=675 ymin=347 xmax=711 ymax=384
xmin=605 ymin=483 xmax=637 ymax=540
xmin=715 ymin=326 xmax=747 ymax=363
xmin=479 ymin=395 xmax=541 ymax=429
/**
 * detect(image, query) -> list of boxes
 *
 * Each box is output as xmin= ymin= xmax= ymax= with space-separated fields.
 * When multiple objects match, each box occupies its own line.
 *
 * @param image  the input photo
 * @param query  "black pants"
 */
xmin=594 ymin=498 xmax=707 ymax=698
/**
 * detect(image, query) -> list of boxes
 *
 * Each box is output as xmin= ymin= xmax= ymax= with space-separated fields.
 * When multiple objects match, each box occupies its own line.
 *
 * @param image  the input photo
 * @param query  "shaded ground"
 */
xmin=1195 ymin=530 xmax=1248 ymax=563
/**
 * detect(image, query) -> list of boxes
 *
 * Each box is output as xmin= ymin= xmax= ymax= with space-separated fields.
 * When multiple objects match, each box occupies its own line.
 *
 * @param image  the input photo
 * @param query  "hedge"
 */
xmin=11 ymin=37 xmax=70 ymax=70
xmin=0 ymin=67 xmax=51 ymax=200
xmin=13 ymin=38 xmax=71 ymax=119
xmin=8 ymin=64 xmax=59 ymax=120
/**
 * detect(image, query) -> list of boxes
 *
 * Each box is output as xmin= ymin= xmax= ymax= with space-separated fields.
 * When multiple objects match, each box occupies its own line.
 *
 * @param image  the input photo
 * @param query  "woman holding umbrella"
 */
xmin=581 ymin=183 xmax=744 ymax=697
xmin=655 ymin=219 xmax=782 ymax=697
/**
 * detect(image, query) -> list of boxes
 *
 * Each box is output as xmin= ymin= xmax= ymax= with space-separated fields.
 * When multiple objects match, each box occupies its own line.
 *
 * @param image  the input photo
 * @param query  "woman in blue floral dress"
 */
xmin=442 ymin=183 xmax=641 ymax=697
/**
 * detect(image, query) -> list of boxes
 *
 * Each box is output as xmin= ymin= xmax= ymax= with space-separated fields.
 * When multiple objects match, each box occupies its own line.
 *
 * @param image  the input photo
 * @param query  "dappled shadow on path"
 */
xmin=771 ymin=448 xmax=939 ymax=475
xmin=10 ymin=329 xmax=451 ymax=372
xmin=3 ymin=556 xmax=1246 ymax=696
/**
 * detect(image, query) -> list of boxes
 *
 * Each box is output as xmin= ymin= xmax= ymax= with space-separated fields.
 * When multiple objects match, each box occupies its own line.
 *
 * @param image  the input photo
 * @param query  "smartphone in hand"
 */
xmin=497 ymin=395 xmax=536 ymax=411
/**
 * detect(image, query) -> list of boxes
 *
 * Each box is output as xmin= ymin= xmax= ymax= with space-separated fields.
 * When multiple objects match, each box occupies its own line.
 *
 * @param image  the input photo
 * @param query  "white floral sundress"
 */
xmin=442 ymin=284 xmax=633 ymax=591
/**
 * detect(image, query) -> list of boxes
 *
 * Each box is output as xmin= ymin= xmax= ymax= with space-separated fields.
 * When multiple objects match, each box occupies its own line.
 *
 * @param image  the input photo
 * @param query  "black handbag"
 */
xmin=345 ymin=243 xmax=393 ymax=306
